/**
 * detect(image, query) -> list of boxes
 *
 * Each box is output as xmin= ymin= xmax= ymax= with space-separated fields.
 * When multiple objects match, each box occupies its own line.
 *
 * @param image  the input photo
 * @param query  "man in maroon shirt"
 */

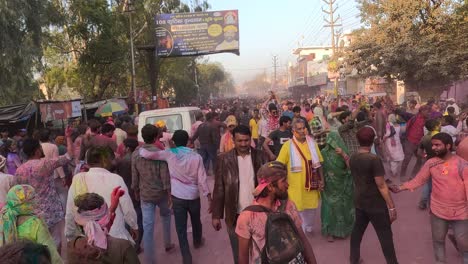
xmin=79 ymin=120 xmax=117 ymax=161
xmin=401 ymin=105 xmax=430 ymax=178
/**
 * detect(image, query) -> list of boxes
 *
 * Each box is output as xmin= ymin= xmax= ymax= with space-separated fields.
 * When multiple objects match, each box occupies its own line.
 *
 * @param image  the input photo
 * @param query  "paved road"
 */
xmin=144 ymin=176 xmax=461 ymax=264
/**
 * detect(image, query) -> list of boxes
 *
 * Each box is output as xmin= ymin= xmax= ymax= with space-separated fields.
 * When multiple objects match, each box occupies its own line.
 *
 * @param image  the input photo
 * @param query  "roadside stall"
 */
xmin=0 ymin=102 xmax=37 ymax=135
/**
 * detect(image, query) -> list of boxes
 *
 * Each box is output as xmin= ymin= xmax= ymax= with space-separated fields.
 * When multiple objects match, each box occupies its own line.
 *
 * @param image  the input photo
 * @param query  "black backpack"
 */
xmin=243 ymin=200 xmax=305 ymax=264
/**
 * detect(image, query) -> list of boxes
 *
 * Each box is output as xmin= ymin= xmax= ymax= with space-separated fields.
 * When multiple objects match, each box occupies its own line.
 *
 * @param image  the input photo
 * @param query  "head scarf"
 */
xmin=225 ymin=115 xmax=237 ymax=127
xmin=313 ymin=106 xmax=330 ymax=130
xmin=224 ymin=133 xmax=235 ymax=153
xmin=74 ymin=203 xmax=110 ymax=250
xmin=325 ymin=131 xmax=349 ymax=155
xmin=313 ymin=106 xmax=324 ymax=118
xmin=321 ymin=132 xmax=350 ymax=171
xmin=0 ymin=185 xmax=36 ymax=246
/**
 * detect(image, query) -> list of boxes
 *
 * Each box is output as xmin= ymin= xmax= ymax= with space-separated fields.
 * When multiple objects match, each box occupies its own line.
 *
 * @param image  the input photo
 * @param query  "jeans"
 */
xmin=134 ymin=200 xmax=143 ymax=248
xmin=420 ymin=177 xmax=432 ymax=204
xmin=227 ymin=215 xmax=239 ymax=264
xmin=172 ymin=196 xmax=203 ymax=264
xmin=430 ymin=213 xmax=468 ymax=264
xmin=199 ymin=144 xmax=218 ymax=173
xmin=141 ymin=195 xmax=172 ymax=264
xmin=350 ymin=208 xmax=398 ymax=264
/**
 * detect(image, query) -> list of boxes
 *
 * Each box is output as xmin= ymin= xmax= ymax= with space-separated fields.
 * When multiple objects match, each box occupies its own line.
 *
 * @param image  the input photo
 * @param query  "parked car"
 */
xmin=137 ymin=107 xmax=202 ymax=142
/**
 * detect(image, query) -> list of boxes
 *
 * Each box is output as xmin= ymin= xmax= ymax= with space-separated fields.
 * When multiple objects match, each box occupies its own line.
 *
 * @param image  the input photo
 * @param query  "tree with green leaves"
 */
xmin=4 ymin=0 xmax=231 ymax=106
xmin=0 ymin=0 xmax=61 ymax=105
xmin=347 ymin=0 xmax=467 ymax=99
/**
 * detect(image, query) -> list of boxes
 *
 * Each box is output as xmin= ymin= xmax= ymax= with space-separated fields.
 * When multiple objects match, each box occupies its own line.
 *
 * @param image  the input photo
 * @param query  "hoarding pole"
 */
xmin=194 ymin=65 xmax=200 ymax=105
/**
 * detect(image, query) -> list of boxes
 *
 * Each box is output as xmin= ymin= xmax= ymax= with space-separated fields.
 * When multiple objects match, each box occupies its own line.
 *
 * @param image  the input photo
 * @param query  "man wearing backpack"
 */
xmin=236 ymin=161 xmax=317 ymax=264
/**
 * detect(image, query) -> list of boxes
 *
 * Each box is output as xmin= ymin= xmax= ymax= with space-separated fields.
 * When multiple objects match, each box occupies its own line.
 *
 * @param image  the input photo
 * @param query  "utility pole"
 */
xmin=322 ymin=0 xmax=342 ymax=56
xmin=322 ymin=0 xmax=342 ymax=96
xmin=272 ymin=55 xmax=278 ymax=90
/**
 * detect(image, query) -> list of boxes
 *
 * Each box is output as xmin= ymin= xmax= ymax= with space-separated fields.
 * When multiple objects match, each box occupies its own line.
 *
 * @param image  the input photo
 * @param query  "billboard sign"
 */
xmin=306 ymin=61 xmax=327 ymax=77
xmin=306 ymin=61 xmax=328 ymax=86
xmin=155 ymin=10 xmax=239 ymax=57
xmin=39 ymin=100 xmax=82 ymax=122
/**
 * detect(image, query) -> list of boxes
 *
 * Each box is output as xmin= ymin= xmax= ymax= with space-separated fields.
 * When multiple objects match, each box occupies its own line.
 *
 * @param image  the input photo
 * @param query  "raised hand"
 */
xmin=65 ymin=126 xmax=74 ymax=138
xmin=459 ymin=113 xmax=467 ymax=122
xmin=335 ymin=147 xmax=343 ymax=156
xmin=110 ymin=186 xmax=125 ymax=212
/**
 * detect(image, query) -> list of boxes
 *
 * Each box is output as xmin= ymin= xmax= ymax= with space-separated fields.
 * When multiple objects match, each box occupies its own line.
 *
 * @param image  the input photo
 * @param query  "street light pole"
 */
xmin=129 ymin=12 xmax=137 ymax=114
xmin=125 ymin=0 xmax=138 ymax=114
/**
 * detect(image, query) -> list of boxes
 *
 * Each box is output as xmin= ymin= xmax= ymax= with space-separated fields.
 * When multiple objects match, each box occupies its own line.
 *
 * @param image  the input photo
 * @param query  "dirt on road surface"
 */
xmin=143 ymin=177 xmax=460 ymax=264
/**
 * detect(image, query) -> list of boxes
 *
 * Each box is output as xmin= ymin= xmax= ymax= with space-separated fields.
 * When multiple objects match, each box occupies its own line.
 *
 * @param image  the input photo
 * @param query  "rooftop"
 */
xmin=293 ymin=46 xmax=333 ymax=55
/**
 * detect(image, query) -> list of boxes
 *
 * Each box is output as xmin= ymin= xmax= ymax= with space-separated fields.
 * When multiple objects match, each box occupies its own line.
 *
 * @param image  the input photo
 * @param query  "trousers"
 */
xmin=172 ymin=196 xmax=203 ymax=264
xmin=401 ymin=140 xmax=419 ymax=178
xmin=227 ymin=215 xmax=239 ymax=264
xmin=430 ymin=213 xmax=468 ymax=264
xmin=350 ymin=208 xmax=398 ymax=264
xmin=141 ymin=195 xmax=172 ymax=264
xmin=199 ymin=144 xmax=218 ymax=173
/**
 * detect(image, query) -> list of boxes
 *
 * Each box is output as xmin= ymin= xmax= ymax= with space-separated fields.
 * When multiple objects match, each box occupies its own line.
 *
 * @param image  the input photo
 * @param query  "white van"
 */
xmin=137 ymin=107 xmax=202 ymax=142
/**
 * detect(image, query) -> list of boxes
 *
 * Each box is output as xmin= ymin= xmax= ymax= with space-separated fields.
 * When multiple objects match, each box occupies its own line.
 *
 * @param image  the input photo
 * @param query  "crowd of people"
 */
xmin=0 ymin=92 xmax=466 ymax=264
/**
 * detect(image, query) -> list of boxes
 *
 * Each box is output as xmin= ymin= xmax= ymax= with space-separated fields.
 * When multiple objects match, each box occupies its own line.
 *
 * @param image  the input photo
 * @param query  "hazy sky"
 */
xmin=203 ymin=0 xmax=362 ymax=86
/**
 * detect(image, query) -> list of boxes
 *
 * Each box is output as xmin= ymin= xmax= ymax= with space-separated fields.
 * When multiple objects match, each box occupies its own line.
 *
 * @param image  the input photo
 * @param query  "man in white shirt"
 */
xmin=441 ymin=114 xmax=465 ymax=143
xmin=65 ymin=146 xmax=139 ymax=245
xmin=114 ymin=119 xmax=128 ymax=146
xmin=140 ymin=130 xmax=211 ymax=264
xmin=211 ymin=125 xmax=267 ymax=264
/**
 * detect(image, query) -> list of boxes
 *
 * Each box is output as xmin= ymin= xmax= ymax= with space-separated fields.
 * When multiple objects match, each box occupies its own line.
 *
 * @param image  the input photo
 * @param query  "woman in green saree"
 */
xmin=0 ymin=184 xmax=62 ymax=263
xmin=320 ymin=131 xmax=355 ymax=242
